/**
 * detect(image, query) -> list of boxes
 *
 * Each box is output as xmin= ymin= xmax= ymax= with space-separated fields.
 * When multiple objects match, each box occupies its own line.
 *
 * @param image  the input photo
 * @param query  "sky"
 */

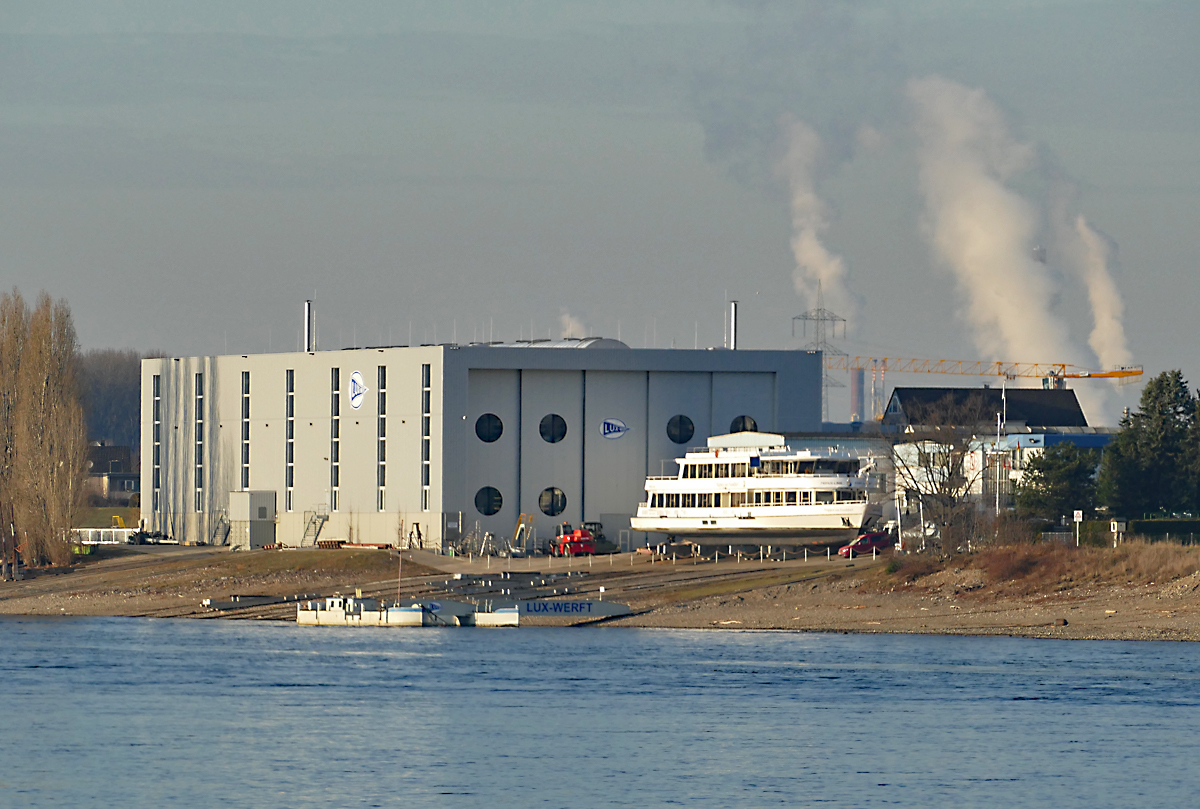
xmin=3 ymin=0 xmax=1198 ymax=425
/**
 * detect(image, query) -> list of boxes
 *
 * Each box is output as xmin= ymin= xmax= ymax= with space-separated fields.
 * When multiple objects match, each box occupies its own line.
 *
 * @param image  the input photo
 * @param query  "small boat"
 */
xmin=629 ymin=431 xmax=881 ymax=544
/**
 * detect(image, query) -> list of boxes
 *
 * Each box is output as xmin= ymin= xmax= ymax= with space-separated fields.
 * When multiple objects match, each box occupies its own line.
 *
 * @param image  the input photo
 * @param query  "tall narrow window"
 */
xmin=330 ymin=367 xmax=340 ymax=511
xmin=377 ymin=365 xmax=387 ymax=511
xmin=421 ymin=363 xmax=431 ymax=511
xmin=152 ymin=374 xmax=161 ymax=511
xmin=285 ymin=369 xmax=294 ymax=512
xmin=194 ymin=373 xmax=204 ymax=512
xmin=240 ymin=371 xmax=250 ymax=489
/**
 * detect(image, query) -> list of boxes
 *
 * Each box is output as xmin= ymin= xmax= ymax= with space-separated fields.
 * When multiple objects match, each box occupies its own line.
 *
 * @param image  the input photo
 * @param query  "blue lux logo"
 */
xmin=349 ymin=371 xmax=368 ymax=409
xmin=600 ymin=418 xmax=629 ymax=439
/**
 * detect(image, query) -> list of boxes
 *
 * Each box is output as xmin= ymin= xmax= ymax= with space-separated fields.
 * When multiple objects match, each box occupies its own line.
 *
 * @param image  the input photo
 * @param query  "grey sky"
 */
xmin=3 ymin=1 xmax=1197 ymax=424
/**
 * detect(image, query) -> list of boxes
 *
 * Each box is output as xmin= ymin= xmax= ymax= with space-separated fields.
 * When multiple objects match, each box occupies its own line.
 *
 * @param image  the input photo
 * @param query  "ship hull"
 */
xmin=631 ymin=503 xmax=880 ymax=543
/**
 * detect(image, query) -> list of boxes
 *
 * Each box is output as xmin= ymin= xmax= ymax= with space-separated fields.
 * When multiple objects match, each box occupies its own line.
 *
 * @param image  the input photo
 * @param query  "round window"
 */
xmin=475 ymin=413 xmax=503 ymax=442
xmin=539 ymin=486 xmax=567 ymax=516
xmin=666 ymin=414 xmax=694 ymax=445
xmin=474 ymin=486 xmax=503 ymax=516
xmin=730 ymin=415 xmax=758 ymax=433
xmin=539 ymin=413 xmax=567 ymax=443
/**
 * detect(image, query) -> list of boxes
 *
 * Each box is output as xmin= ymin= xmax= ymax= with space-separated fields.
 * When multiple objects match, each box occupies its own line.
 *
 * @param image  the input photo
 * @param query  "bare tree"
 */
xmin=889 ymin=392 xmax=995 ymax=554
xmin=0 ymin=290 xmax=28 ymax=574
xmin=12 ymin=294 xmax=87 ymax=566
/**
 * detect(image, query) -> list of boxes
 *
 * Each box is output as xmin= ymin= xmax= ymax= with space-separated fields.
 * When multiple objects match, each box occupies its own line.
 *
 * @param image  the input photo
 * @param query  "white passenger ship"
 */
xmin=630 ymin=432 xmax=881 ymax=544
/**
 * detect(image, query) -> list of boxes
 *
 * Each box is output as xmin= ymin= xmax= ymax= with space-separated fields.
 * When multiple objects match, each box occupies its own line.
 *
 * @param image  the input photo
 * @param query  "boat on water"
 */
xmin=629 ymin=431 xmax=881 ymax=544
xmin=297 ymin=595 xmax=520 ymax=627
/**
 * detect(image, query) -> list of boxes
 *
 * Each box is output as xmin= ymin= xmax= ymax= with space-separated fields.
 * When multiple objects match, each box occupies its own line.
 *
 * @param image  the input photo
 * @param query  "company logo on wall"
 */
xmin=600 ymin=418 xmax=629 ymax=439
xmin=349 ymin=371 xmax=369 ymax=409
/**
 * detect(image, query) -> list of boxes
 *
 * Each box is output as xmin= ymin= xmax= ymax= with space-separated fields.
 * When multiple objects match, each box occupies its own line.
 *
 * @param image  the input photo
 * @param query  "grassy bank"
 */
xmin=880 ymin=541 xmax=1200 ymax=597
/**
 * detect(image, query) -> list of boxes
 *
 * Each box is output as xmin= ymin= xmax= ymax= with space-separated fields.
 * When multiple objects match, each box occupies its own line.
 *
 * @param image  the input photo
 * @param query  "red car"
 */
xmin=838 ymin=532 xmax=895 ymax=558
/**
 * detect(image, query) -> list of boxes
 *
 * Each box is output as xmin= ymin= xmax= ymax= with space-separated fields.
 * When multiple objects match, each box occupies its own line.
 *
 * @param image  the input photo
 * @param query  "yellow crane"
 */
xmin=825 ymin=356 xmax=1142 ymax=383
xmin=825 ymin=356 xmax=1142 ymax=421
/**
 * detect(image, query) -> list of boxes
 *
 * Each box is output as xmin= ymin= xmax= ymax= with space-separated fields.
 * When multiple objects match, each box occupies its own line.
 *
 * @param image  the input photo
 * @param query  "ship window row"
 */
xmin=681 ymin=459 xmax=859 ymax=478
xmin=683 ymin=463 xmax=747 ymax=479
xmin=651 ymin=489 xmax=865 ymax=507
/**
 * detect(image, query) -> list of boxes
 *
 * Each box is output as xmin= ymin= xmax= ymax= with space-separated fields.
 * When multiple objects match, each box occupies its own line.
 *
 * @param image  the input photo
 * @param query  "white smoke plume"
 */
xmin=1073 ymin=216 xmax=1132 ymax=369
xmin=907 ymin=76 xmax=1086 ymax=362
xmin=775 ymin=116 xmax=859 ymax=324
xmin=1047 ymin=190 xmax=1133 ymax=370
xmin=558 ymin=310 xmax=587 ymax=339
xmin=907 ymin=75 xmax=1114 ymax=419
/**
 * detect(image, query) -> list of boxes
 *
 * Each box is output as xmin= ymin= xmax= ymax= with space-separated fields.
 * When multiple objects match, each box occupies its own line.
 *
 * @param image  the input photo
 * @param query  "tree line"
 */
xmin=1017 ymin=370 xmax=1200 ymax=522
xmin=1 ymin=290 xmax=88 ymax=567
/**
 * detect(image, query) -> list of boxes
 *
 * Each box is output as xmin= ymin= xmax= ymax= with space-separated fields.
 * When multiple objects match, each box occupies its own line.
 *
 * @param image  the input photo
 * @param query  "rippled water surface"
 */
xmin=3 ymin=618 xmax=1199 ymax=807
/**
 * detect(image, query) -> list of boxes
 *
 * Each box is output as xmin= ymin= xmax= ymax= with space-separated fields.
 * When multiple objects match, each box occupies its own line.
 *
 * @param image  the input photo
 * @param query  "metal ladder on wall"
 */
xmin=301 ymin=506 xmax=329 ymax=547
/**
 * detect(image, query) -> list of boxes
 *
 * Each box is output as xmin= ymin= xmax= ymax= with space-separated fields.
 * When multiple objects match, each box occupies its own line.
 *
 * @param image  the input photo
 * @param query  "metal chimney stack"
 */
xmin=850 ymin=368 xmax=864 ymax=422
xmin=729 ymin=301 xmax=738 ymax=350
xmin=304 ymin=300 xmax=316 ymax=352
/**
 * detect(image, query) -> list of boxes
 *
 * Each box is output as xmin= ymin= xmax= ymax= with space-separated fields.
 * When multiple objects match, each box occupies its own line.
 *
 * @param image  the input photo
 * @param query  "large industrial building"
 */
xmin=141 ymin=339 xmax=822 ymax=550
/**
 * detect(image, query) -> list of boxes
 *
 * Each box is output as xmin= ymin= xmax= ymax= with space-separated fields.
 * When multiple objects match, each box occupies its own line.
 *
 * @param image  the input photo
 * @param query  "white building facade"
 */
xmin=141 ymin=341 xmax=821 ymax=549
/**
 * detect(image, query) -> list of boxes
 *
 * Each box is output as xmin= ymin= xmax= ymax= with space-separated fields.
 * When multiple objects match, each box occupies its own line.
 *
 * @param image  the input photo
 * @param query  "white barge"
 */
xmin=630 ymin=431 xmax=880 ymax=544
xmin=298 ymin=595 xmax=519 ymax=627
xmin=297 ymin=595 xmax=633 ymax=627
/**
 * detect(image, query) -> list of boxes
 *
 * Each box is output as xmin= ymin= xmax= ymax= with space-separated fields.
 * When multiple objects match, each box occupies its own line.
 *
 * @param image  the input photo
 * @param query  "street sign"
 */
xmin=1073 ymin=510 xmax=1084 ymax=523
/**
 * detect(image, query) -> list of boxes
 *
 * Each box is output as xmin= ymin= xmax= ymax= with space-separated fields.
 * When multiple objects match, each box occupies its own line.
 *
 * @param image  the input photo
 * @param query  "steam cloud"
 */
xmin=908 ymin=75 xmax=1127 ymax=418
xmin=907 ymin=76 xmax=1085 ymax=362
xmin=558 ymin=310 xmax=587 ymax=339
xmin=1049 ymin=199 xmax=1133 ymax=370
xmin=776 ymin=116 xmax=859 ymax=324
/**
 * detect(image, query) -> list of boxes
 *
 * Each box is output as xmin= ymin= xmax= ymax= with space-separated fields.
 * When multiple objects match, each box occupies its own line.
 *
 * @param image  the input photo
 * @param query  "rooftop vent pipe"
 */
xmin=304 ymin=300 xmax=316 ymax=352
xmin=729 ymin=301 xmax=738 ymax=350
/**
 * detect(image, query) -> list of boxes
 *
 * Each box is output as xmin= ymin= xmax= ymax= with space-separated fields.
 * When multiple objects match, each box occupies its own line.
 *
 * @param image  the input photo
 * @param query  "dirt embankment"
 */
xmin=612 ymin=542 xmax=1200 ymax=641
xmin=5 ymin=542 xmax=1200 ymax=641
xmin=0 ymin=546 xmax=438 ymax=618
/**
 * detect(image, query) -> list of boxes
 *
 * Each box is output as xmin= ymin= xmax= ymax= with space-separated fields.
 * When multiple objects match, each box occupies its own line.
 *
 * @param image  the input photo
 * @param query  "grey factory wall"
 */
xmin=142 ymin=344 xmax=821 ymax=549
xmin=454 ymin=353 xmax=818 ymax=547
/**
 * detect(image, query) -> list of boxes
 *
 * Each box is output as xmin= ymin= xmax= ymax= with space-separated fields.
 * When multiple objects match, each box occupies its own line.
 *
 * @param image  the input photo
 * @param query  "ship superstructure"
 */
xmin=630 ymin=432 xmax=880 ymax=543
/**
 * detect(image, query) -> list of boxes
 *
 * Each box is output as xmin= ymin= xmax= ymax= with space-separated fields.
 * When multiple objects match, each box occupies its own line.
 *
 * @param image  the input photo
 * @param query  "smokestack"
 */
xmin=304 ymin=300 xmax=316 ymax=352
xmin=729 ymin=301 xmax=738 ymax=350
xmin=850 ymin=368 xmax=864 ymax=423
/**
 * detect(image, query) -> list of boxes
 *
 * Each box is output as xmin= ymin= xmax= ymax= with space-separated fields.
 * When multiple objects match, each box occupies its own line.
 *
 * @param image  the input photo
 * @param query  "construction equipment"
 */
xmin=548 ymin=523 xmax=596 ymax=557
xmin=512 ymin=513 xmax=536 ymax=555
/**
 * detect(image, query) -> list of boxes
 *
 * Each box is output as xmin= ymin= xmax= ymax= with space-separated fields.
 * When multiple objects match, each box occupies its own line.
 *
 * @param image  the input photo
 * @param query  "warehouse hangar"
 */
xmin=141 ymin=338 xmax=822 ymax=550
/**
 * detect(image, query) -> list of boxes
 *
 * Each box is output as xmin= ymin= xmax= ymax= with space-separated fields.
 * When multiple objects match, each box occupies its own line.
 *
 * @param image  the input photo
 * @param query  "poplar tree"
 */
xmin=0 ymin=291 xmax=28 ymax=567
xmin=0 ymin=290 xmax=87 ymax=566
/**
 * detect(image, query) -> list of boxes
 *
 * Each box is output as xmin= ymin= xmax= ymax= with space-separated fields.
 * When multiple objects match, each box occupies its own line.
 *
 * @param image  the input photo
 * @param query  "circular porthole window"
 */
xmin=666 ymin=414 xmax=694 ymax=445
xmin=538 ymin=486 xmax=567 ymax=516
xmin=474 ymin=486 xmax=503 ymax=516
xmin=475 ymin=413 xmax=503 ymax=442
xmin=539 ymin=413 xmax=567 ymax=443
xmin=730 ymin=415 xmax=758 ymax=433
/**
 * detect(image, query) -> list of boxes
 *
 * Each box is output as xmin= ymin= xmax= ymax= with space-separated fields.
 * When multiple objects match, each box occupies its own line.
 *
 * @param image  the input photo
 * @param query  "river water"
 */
xmin=2 ymin=618 xmax=1198 ymax=807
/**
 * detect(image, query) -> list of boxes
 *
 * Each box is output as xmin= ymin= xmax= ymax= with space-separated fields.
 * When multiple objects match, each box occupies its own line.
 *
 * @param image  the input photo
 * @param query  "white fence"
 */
xmin=70 ymin=528 xmax=138 ymax=545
